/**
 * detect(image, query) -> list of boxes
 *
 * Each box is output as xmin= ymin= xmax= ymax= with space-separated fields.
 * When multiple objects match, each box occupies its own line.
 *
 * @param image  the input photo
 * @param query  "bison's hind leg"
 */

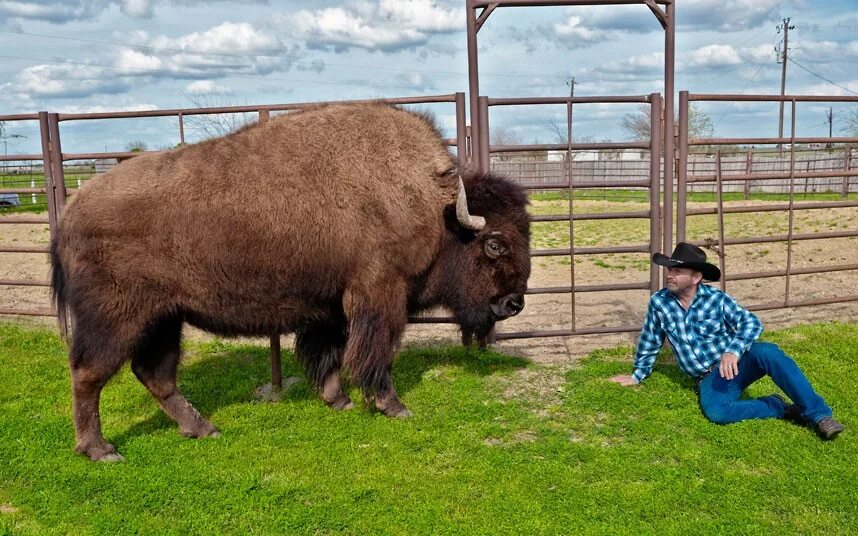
xmin=130 ymin=314 xmax=220 ymax=439
xmin=295 ymin=322 xmax=352 ymax=410
xmin=69 ymin=317 xmax=133 ymax=462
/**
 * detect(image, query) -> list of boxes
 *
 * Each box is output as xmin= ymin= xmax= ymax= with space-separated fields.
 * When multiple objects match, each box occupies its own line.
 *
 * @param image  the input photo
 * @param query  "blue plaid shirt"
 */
xmin=632 ymin=284 xmax=763 ymax=383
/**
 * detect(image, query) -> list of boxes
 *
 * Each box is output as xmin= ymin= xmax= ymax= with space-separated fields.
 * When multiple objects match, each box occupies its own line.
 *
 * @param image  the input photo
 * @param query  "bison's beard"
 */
xmin=455 ymin=307 xmax=496 ymax=339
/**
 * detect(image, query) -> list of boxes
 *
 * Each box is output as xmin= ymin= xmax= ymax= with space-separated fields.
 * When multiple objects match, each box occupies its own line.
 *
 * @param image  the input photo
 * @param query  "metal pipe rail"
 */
xmin=56 ymin=94 xmax=461 ymax=122
xmin=531 ymin=210 xmax=652 ymax=222
xmin=532 ymin=244 xmax=651 ymax=257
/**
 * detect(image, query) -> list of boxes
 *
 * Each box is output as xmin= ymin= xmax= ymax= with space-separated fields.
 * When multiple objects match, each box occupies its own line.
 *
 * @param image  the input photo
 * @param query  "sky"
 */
xmin=2 ymin=0 xmax=858 ymax=155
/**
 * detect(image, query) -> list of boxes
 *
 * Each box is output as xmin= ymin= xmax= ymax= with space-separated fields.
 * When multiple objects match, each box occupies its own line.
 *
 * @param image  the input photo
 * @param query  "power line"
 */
xmin=714 ymin=53 xmax=772 ymax=124
xmin=787 ymin=57 xmax=858 ymax=95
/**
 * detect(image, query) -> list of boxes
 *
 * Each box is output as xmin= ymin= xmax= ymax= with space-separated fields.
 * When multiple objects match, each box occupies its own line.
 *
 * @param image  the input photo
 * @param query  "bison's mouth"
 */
xmin=489 ymin=293 xmax=525 ymax=320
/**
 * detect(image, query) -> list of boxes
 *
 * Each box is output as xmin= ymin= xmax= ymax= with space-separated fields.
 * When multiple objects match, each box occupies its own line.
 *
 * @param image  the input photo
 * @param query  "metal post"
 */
xmin=478 ymin=96 xmax=490 ymax=173
xmin=663 ymin=1 xmax=676 ymax=259
xmin=466 ymin=1 xmax=482 ymax=173
xmin=785 ymin=100 xmax=797 ymax=307
xmin=566 ymin=97 xmax=576 ymax=332
xmin=676 ymin=91 xmax=688 ymax=244
xmin=777 ymin=18 xmax=793 ymax=152
xmin=455 ymin=92 xmax=467 ymax=169
xmin=714 ymin=151 xmax=727 ymax=292
xmin=649 ymin=94 xmax=663 ymax=294
xmin=178 ymin=112 xmax=185 ymax=145
xmin=39 ymin=112 xmax=68 ymax=334
xmin=47 ymin=114 xmax=67 ymax=213
xmin=270 ymin=332 xmax=282 ymax=391
xmin=843 ymin=147 xmax=851 ymax=198
xmin=743 ymin=150 xmax=752 ymax=199
xmin=480 ymin=95 xmax=495 ymax=345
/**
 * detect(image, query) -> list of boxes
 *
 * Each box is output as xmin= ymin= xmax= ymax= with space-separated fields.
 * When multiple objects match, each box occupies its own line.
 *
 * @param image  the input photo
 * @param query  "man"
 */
xmin=609 ymin=242 xmax=844 ymax=440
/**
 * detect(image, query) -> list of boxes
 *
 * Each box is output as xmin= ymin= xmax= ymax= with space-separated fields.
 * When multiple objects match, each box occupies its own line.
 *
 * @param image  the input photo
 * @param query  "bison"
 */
xmin=51 ymin=103 xmax=531 ymax=461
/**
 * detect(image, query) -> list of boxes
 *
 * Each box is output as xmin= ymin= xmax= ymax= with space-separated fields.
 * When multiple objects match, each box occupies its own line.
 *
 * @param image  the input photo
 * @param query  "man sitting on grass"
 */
xmin=609 ymin=242 xmax=844 ymax=440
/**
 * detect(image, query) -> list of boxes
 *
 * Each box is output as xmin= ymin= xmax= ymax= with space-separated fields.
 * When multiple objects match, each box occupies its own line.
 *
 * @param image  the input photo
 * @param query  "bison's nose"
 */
xmin=491 ymin=293 xmax=525 ymax=319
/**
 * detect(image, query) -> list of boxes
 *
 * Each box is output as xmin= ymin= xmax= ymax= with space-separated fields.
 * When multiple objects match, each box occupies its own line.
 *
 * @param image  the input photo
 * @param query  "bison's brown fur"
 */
xmin=52 ymin=103 xmax=530 ymax=461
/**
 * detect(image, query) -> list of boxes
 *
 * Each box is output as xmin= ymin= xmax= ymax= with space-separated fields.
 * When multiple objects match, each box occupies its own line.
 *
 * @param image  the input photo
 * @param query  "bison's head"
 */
xmin=441 ymin=172 xmax=531 ymax=343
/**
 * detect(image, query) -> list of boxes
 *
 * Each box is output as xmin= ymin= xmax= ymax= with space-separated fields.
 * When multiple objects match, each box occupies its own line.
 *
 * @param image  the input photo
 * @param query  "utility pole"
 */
xmin=568 ymin=77 xmax=576 ymax=98
xmin=827 ymin=107 xmax=834 ymax=149
xmin=777 ymin=17 xmax=795 ymax=150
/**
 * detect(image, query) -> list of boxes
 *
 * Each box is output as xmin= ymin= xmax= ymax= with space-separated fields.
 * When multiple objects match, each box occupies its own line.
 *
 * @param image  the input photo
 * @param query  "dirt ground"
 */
xmin=3 ymin=200 xmax=858 ymax=366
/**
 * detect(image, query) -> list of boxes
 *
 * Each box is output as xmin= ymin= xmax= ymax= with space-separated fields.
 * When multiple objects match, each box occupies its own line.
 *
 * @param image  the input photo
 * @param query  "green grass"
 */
xmin=530 ymin=190 xmax=858 ymax=204
xmin=1 ymin=321 xmax=855 ymax=535
xmin=0 ymin=173 xmax=92 ymax=215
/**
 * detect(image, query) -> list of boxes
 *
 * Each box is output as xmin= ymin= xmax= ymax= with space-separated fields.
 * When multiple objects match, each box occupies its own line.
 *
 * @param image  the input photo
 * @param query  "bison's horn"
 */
xmin=456 ymin=176 xmax=486 ymax=231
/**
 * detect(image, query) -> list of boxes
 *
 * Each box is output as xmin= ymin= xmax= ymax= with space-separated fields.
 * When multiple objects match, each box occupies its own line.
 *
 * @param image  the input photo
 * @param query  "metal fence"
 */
xmin=4 ymin=91 xmax=858 ymax=351
xmin=676 ymin=92 xmax=858 ymax=312
xmin=480 ymin=93 xmax=664 ymax=340
xmin=492 ymin=149 xmax=856 ymax=197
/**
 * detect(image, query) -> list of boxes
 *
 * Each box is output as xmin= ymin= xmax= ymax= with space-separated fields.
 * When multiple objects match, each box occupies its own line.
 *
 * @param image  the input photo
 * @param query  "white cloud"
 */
xmin=0 ymin=1 xmax=109 ymax=24
xmin=393 ymin=72 xmax=437 ymax=91
xmin=184 ymin=80 xmax=231 ymax=94
xmin=687 ymin=44 xmax=742 ymax=67
xmin=7 ymin=63 xmax=135 ymax=99
xmin=148 ymin=22 xmax=281 ymax=55
xmin=3 ymin=20 xmax=300 ymax=103
xmin=679 ymin=0 xmax=798 ymax=31
xmin=741 ymin=44 xmax=777 ymax=64
xmin=0 ymin=0 xmax=270 ymax=23
xmin=53 ymin=103 xmax=159 ymax=114
xmin=116 ymin=49 xmax=164 ymax=73
xmin=553 ymin=16 xmax=607 ymax=44
xmin=120 ymin=0 xmax=153 ymax=18
xmin=594 ymin=53 xmax=664 ymax=76
xmin=111 ymin=23 xmax=293 ymax=79
xmin=803 ymin=81 xmax=858 ymax=96
xmin=279 ymin=0 xmax=462 ymax=52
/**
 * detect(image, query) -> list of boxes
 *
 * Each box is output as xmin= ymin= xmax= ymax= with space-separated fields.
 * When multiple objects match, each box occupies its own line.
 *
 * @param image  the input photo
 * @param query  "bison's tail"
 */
xmin=50 ymin=237 xmax=70 ymax=341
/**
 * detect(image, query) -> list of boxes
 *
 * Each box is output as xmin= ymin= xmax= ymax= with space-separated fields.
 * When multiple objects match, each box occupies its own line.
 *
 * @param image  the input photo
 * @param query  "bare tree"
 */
xmin=842 ymin=107 xmax=858 ymax=136
xmin=490 ymin=126 xmax=523 ymax=162
xmin=125 ymin=140 xmax=148 ymax=152
xmin=183 ymin=90 xmax=254 ymax=140
xmin=548 ymin=117 xmax=608 ymax=161
xmin=619 ymin=103 xmax=714 ymax=141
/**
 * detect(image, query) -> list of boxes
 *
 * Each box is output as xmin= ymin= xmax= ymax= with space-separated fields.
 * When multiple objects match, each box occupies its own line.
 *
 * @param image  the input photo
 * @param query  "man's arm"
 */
xmin=610 ymin=299 xmax=665 ymax=386
xmin=722 ymin=293 xmax=763 ymax=358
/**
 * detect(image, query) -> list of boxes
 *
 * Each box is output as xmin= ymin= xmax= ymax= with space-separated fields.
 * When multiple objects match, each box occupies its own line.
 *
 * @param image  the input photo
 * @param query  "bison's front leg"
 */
xmin=295 ymin=322 xmax=353 ymax=410
xmin=461 ymin=328 xmax=488 ymax=349
xmin=342 ymin=282 xmax=411 ymax=418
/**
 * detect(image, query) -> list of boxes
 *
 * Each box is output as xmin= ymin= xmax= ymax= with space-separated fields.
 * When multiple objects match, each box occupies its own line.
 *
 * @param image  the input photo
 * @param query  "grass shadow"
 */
xmin=392 ymin=343 xmax=530 ymax=396
xmin=111 ymin=339 xmax=528 ymax=443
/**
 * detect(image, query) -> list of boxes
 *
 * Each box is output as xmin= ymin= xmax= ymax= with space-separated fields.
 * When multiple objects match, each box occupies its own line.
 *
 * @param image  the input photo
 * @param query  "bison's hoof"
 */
xmin=181 ymin=422 xmax=220 ymax=439
xmin=391 ymin=407 xmax=413 ymax=419
xmin=326 ymin=395 xmax=354 ymax=410
xmin=77 ymin=442 xmax=124 ymax=462
xmin=377 ymin=400 xmax=413 ymax=419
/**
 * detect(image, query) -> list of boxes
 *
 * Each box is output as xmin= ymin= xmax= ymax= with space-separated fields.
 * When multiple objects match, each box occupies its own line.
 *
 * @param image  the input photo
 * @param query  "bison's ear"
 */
xmin=443 ymin=205 xmax=478 ymax=243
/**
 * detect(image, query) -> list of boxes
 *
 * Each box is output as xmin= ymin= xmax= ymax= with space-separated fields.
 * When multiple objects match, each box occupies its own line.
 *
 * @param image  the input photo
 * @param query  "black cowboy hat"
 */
xmin=652 ymin=242 xmax=721 ymax=281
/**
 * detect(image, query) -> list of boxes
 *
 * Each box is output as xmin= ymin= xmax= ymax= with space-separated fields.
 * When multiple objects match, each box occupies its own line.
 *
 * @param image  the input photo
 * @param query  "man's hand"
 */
xmin=718 ymin=353 xmax=740 ymax=380
xmin=608 ymin=374 xmax=639 ymax=387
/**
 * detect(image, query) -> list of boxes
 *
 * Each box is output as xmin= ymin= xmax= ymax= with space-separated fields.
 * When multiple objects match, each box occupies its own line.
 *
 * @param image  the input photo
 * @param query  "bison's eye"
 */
xmin=484 ymin=237 xmax=508 ymax=259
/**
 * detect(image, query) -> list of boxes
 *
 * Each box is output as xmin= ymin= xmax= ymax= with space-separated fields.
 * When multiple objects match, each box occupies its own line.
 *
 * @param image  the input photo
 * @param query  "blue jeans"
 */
xmin=697 ymin=342 xmax=831 ymax=425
